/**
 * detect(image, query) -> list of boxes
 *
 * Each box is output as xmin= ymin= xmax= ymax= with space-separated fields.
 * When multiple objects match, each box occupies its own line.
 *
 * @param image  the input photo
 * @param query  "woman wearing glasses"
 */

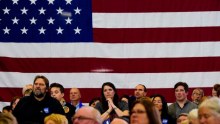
xmin=130 ymin=97 xmax=161 ymax=124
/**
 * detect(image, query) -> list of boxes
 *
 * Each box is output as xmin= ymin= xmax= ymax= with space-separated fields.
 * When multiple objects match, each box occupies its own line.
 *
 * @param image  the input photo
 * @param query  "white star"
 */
xmin=65 ymin=0 xmax=72 ymax=5
xmin=74 ymin=27 xmax=81 ymax=34
xmin=21 ymin=27 xmax=28 ymax=34
xmin=29 ymin=0 xmax=37 ymax=5
xmin=3 ymin=27 xmax=10 ymax=34
xmin=74 ymin=7 xmax=81 ymax=15
xmin=12 ymin=0 xmax=19 ymax=4
xmin=56 ymin=7 xmax=63 ymax=15
xmin=29 ymin=17 xmax=37 ymax=24
xmin=47 ymin=17 xmax=55 ymax=24
xmin=21 ymin=7 xmax=28 ymax=15
xmin=65 ymin=17 xmax=72 ymax=24
xmin=47 ymin=0 xmax=55 ymax=5
xmin=38 ymin=27 xmax=46 ymax=34
xmin=56 ymin=27 xmax=64 ymax=34
xmin=3 ymin=7 xmax=10 ymax=14
xmin=38 ymin=7 xmax=46 ymax=15
xmin=12 ymin=17 xmax=19 ymax=24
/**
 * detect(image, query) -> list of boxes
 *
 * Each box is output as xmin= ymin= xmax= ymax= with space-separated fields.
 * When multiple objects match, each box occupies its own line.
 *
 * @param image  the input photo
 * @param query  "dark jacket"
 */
xmin=13 ymin=93 xmax=65 ymax=124
xmin=63 ymin=102 xmax=75 ymax=124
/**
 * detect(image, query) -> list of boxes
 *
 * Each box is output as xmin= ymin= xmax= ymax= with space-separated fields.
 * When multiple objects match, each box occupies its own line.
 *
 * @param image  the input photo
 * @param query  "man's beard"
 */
xmin=34 ymin=90 xmax=45 ymax=98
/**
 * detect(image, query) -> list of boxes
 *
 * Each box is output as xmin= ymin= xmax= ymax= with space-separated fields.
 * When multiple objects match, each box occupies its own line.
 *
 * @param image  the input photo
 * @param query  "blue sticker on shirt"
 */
xmin=162 ymin=119 xmax=168 ymax=124
xmin=43 ymin=107 xmax=49 ymax=114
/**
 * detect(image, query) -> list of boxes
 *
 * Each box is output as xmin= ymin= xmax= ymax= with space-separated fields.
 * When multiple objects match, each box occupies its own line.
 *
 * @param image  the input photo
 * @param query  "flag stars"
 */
xmin=74 ymin=27 xmax=81 ymax=34
xmin=3 ymin=7 xmax=10 ymax=14
xmin=47 ymin=17 xmax=55 ymax=24
xmin=3 ymin=27 xmax=10 ymax=34
xmin=56 ymin=27 xmax=64 ymax=34
xmin=38 ymin=7 xmax=46 ymax=15
xmin=29 ymin=0 xmax=37 ymax=5
xmin=56 ymin=7 xmax=63 ymax=15
xmin=12 ymin=17 xmax=19 ymax=24
xmin=29 ymin=17 xmax=37 ymax=24
xmin=38 ymin=27 xmax=46 ymax=34
xmin=65 ymin=0 xmax=72 ymax=5
xmin=65 ymin=17 xmax=72 ymax=24
xmin=21 ymin=27 xmax=28 ymax=34
xmin=74 ymin=7 xmax=81 ymax=15
xmin=12 ymin=0 xmax=19 ymax=4
xmin=21 ymin=7 xmax=28 ymax=15
xmin=47 ymin=0 xmax=55 ymax=5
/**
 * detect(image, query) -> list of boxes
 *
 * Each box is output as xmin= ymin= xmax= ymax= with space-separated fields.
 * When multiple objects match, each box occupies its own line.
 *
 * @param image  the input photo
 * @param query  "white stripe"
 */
xmin=0 ymin=102 xmax=10 ymax=111
xmin=0 ymin=72 xmax=217 ymax=88
xmin=1 ymin=42 xmax=220 ymax=58
xmin=93 ymin=11 xmax=220 ymax=28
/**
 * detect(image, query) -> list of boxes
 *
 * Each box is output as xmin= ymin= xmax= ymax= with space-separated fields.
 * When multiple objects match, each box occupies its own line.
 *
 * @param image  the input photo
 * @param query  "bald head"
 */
xmin=73 ymin=106 xmax=102 ymax=124
xmin=70 ymin=88 xmax=81 ymax=101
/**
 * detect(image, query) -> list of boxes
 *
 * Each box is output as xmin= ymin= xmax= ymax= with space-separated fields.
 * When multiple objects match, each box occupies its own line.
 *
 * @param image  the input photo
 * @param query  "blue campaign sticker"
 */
xmin=43 ymin=107 xmax=49 ymax=114
xmin=162 ymin=119 xmax=168 ymax=124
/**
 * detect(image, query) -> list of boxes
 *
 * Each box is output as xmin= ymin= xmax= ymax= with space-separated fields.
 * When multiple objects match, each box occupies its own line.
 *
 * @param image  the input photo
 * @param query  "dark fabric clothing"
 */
xmin=168 ymin=100 xmax=197 ymax=120
xmin=95 ymin=101 xmax=128 ymax=123
xmin=95 ymin=101 xmax=128 ymax=114
xmin=161 ymin=113 xmax=175 ymax=124
xmin=13 ymin=93 xmax=65 ymax=124
xmin=63 ymin=102 xmax=75 ymax=124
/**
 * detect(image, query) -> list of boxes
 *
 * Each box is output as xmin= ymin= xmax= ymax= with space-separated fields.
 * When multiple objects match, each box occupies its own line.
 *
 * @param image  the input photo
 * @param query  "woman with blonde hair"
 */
xmin=0 ymin=113 xmax=17 ymax=124
xmin=188 ymin=109 xmax=199 ymax=124
xmin=44 ymin=114 xmax=68 ymax=124
xmin=198 ymin=97 xmax=220 ymax=124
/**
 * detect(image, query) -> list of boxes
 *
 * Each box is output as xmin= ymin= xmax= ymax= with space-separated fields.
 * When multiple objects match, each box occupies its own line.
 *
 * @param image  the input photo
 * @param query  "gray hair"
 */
xmin=75 ymin=106 xmax=103 ymax=124
xmin=199 ymin=97 xmax=220 ymax=114
xmin=188 ymin=109 xmax=198 ymax=120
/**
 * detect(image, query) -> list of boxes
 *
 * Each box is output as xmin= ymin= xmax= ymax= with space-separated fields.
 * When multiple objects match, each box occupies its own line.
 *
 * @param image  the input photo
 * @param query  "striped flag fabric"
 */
xmin=0 ymin=0 xmax=220 ymax=107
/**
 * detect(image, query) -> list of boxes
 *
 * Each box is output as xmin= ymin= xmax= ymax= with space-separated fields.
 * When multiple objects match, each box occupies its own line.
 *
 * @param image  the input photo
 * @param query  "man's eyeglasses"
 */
xmin=193 ymin=93 xmax=201 ymax=96
xmin=72 ymin=116 xmax=95 ymax=122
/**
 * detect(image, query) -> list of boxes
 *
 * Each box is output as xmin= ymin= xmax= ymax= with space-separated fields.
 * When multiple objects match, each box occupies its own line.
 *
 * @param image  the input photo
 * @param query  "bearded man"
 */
xmin=13 ymin=75 xmax=65 ymax=124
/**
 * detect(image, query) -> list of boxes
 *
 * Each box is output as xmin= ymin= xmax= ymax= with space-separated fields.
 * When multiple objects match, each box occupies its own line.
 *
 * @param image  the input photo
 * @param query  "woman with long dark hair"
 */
xmin=95 ymin=82 xmax=129 ymax=123
xmin=151 ymin=94 xmax=174 ymax=124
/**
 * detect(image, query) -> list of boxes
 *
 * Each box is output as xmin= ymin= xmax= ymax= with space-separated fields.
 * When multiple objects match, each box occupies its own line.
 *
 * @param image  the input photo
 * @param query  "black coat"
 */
xmin=13 ymin=93 xmax=65 ymax=124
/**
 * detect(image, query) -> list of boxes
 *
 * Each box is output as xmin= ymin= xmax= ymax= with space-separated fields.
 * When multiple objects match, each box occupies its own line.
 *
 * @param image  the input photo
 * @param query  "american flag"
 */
xmin=0 ymin=0 xmax=220 ymax=107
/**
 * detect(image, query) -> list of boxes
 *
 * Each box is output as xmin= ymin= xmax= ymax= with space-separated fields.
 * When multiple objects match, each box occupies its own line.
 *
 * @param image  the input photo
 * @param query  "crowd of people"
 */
xmin=0 ymin=75 xmax=220 ymax=124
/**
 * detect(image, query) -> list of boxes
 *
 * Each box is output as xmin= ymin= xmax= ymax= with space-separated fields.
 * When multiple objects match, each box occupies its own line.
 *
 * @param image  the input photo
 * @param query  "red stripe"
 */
xmin=92 ymin=0 xmax=220 ymax=12
xmin=1 ymin=57 xmax=220 ymax=73
xmin=93 ymin=27 xmax=220 ymax=43
xmin=0 ymin=87 xmax=212 ymax=103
